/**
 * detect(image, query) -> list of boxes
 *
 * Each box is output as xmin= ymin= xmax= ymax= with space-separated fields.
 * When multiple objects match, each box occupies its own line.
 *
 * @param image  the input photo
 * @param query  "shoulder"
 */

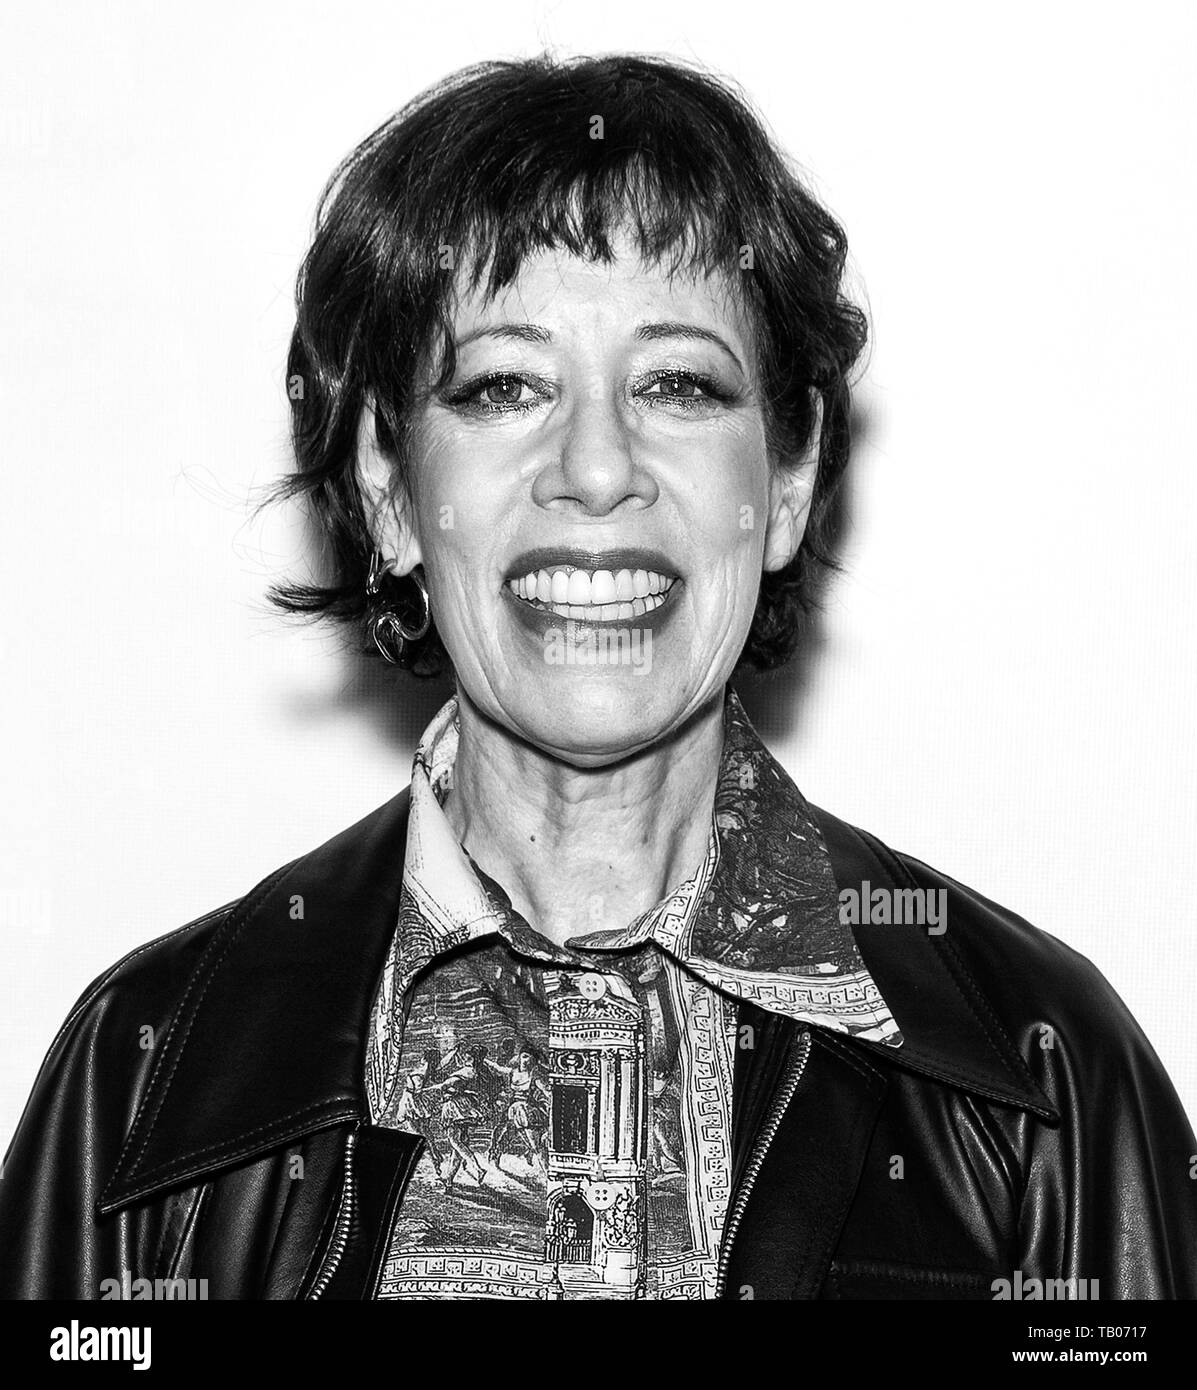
xmin=892 ymin=843 xmax=1118 ymax=1026
xmin=0 ymin=896 xmax=249 ymax=1227
xmin=812 ymin=804 xmax=1174 ymax=1102
xmin=24 ymin=897 xmax=245 ymax=1103
xmin=31 ymin=786 xmax=414 ymax=1091
xmin=814 ymin=804 xmax=1099 ymax=988
xmin=55 ymin=787 xmax=414 ymax=1044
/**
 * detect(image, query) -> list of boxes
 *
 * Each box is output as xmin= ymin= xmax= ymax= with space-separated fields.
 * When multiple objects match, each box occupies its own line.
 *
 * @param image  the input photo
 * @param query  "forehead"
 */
xmin=448 ymin=230 xmax=753 ymax=347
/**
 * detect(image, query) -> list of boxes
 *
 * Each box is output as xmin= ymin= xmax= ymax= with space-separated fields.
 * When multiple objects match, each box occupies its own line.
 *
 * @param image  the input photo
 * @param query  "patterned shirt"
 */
xmin=365 ymin=686 xmax=902 ymax=1300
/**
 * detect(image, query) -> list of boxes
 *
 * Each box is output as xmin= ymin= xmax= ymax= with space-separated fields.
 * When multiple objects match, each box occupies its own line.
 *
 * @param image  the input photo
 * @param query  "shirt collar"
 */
xmin=386 ymin=686 xmax=902 ymax=1049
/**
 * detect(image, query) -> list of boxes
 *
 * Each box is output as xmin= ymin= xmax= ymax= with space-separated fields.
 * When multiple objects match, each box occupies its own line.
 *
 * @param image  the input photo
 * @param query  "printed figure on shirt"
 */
xmin=392 ymin=1046 xmax=445 ymax=1170
xmin=486 ymin=1047 xmax=550 ymax=1173
xmin=421 ymin=1032 xmax=492 ymax=1187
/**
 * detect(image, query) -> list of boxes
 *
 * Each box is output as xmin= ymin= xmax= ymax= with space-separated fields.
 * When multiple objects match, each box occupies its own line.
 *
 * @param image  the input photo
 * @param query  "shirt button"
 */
xmin=577 ymin=972 xmax=608 ymax=999
xmin=584 ymin=1180 xmax=617 ymax=1209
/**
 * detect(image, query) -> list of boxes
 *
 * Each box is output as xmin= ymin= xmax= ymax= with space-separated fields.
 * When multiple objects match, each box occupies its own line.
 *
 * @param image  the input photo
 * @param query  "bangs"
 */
xmin=452 ymin=152 xmax=750 ymax=303
xmin=428 ymin=155 xmax=760 ymax=388
xmin=335 ymin=56 xmax=782 ymax=404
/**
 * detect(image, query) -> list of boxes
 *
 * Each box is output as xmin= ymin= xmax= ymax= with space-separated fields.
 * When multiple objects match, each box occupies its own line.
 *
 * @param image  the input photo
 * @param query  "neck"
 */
xmin=441 ymin=687 xmax=726 ymax=948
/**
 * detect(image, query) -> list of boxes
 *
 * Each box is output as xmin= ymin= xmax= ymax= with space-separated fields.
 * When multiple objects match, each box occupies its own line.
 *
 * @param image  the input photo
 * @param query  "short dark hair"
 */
xmin=267 ymin=51 xmax=868 ymax=676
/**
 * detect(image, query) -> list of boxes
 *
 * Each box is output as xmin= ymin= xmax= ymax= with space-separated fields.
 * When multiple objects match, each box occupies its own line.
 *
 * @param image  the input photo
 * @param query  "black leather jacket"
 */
xmin=2 ymin=790 xmax=1195 ymax=1299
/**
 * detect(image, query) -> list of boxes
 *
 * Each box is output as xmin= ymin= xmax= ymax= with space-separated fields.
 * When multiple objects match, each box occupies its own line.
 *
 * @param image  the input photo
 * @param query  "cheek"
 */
xmin=407 ymin=437 xmax=504 ymax=587
xmin=419 ymin=517 xmax=487 ymax=620
xmin=688 ymin=450 xmax=771 ymax=573
xmin=408 ymin=435 xmax=471 ymax=544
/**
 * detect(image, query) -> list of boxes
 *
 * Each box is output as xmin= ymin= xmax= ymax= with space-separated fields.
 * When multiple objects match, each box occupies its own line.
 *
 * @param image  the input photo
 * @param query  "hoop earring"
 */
xmin=367 ymin=553 xmax=432 ymax=665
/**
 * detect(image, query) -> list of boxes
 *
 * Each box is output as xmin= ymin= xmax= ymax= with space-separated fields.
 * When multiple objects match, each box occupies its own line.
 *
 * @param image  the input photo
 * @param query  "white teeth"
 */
xmin=544 ymin=594 xmax=670 ymax=620
xmin=506 ymin=565 xmax=677 ymax=617
xmin=591 ymin=570 xmax=616 ymax=604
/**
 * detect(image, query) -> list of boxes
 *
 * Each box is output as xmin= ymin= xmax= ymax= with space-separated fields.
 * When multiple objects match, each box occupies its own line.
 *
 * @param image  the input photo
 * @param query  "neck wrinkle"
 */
xmin=442 ymin=687 xmax=729 ymax=948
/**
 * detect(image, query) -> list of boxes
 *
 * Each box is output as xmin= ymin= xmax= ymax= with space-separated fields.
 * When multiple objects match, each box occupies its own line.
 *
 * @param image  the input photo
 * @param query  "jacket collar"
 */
xmin=100 ymin=752 xmax=1055 ymax=1215
xmin=812 ymin=806 xmax=1057 ymax=1122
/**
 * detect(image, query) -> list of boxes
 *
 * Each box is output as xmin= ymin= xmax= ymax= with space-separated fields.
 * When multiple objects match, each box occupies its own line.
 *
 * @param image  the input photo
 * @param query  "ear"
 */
xmin=354 ymin=397 xmax=423 ymax=577
xmin=762 ymin=391 xmax=823 ymax=573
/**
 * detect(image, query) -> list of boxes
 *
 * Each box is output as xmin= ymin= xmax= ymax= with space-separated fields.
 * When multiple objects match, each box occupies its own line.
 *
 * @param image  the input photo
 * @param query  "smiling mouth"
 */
xmin=505 ymin=564 xmax=679 ymax=622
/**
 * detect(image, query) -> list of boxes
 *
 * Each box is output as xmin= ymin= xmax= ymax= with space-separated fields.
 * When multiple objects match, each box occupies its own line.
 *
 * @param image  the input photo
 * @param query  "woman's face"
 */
xmin=379 ymin=229 xmax=814 ymax=767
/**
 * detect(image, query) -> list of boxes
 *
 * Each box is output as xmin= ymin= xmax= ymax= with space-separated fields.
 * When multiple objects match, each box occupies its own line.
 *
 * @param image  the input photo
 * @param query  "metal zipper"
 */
xmin=714 ymin=1028 xmax=812 ymax=1299
xmin=306 ymin=1128 xmax=357 ymax=1299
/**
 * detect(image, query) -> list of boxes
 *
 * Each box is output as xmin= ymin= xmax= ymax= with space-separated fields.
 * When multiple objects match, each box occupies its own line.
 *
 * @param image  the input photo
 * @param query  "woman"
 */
xmin=1 ymin=52 xmax=1194 ymax=1301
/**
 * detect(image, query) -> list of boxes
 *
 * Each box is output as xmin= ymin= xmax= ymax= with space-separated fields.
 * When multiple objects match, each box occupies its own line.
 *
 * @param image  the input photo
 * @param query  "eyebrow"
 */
xmin=454 ymin=320 xmax=745 ymax=374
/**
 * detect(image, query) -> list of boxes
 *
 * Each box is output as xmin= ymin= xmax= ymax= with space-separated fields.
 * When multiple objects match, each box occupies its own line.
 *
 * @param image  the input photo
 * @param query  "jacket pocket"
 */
xmin=824 ymin=1258 xmax=997 ymax=1300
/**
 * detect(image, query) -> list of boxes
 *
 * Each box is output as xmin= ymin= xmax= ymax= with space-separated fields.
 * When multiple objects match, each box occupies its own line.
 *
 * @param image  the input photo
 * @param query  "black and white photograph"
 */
xmin=1 ymin=0 xmax=1195 ymax=1362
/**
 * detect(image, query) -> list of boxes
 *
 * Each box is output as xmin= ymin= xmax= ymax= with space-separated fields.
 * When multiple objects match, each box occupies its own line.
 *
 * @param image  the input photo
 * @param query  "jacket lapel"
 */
xmin=99 ymin=789 xmax=412 ymax=1214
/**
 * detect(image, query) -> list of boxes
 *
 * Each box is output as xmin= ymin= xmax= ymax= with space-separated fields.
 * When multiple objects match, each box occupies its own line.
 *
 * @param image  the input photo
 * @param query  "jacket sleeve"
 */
xmin=994 ymin=928 xmax=1197 ymax=1298
xmin=894 ymin=846 xmax=1197 ymax=1299
xmin=0 ymin=910 xmax=229 ymax=1299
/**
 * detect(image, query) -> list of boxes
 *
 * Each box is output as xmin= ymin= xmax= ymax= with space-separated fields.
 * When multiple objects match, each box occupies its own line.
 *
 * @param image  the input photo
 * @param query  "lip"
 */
xmin=503 ymin=546 xmax=681 ymax=583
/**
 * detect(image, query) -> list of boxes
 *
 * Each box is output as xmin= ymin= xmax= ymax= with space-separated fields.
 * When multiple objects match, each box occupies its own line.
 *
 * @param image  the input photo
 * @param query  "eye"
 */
xmin=444 ymin=372 xmax=544 ymax=413
xmin=644 ymin=372 xmax=704 ymax=398
xmin=478 ymin=375 xmax=534 ymax=406
xmin=638 ymin=369 xmax=730 ymax=408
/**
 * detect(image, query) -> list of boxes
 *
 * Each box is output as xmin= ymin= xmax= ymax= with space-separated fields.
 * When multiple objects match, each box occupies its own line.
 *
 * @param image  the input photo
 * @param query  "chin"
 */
xmin=513 ymin=677 xmax=681 ymax=766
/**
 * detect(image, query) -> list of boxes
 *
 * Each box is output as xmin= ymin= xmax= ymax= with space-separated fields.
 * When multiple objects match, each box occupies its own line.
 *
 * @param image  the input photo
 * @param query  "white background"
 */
xmin=2 ymin=1 xmax=1195 ymax=1149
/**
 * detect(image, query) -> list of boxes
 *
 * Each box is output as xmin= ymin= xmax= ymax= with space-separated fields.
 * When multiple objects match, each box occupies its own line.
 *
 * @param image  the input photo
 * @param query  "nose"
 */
xmin=530 ymin=385 xmax=658 ymax=516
